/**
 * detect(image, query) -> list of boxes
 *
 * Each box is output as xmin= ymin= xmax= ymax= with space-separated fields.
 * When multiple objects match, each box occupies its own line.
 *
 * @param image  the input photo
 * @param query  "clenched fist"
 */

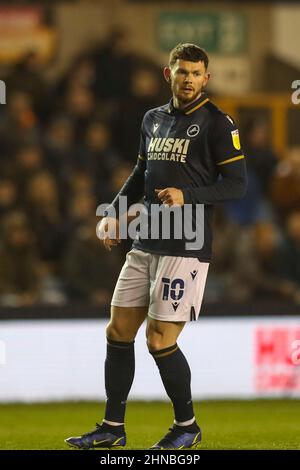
xmin=155 ymin=187 xmax=184 ymax=207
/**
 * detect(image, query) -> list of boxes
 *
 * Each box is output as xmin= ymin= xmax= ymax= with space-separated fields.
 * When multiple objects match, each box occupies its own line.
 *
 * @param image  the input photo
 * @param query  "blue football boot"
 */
xmin=65 ymin=423 xmax=126 ymax=449
xmin=150 ymin=424 xmax=201 ymax=450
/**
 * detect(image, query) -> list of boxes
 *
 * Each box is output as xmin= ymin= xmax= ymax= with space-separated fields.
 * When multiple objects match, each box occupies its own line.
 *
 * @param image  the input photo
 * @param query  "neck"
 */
xmin=173 ymin=91 xmax=203 ymax=110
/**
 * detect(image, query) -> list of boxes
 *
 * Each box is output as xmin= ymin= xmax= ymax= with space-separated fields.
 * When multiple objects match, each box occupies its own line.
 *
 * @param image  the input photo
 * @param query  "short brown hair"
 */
xmin=169 ymin=43 xmax=209 ymax=69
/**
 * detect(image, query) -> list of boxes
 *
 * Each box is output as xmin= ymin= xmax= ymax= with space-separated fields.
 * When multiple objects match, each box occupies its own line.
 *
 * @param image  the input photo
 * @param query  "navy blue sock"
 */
xmin=104 ymin=338 xmax=135 ymax=423
xmin=100 ymin=421 xmax=125 ymax=436
xmin=150 ymin=343 xmax=195 ymax=423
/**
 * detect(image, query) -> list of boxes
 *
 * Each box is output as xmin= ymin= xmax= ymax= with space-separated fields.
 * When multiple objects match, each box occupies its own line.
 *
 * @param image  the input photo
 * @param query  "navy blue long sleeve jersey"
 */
xmin=105 ymin=93 xmax=247 ymax=261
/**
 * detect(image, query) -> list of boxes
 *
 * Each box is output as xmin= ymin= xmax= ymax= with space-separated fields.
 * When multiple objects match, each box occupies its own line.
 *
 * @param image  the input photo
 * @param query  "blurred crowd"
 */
xmin=207 ymin=121 xmax=300 ymax=305
xmin=0 ymin=30 xmax=299 ymax=307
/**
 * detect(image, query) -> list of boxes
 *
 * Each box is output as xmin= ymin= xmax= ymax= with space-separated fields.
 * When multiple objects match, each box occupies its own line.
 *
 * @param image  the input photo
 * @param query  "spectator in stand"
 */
xmin=223 ymin=117 xmax=279 ymax=227
xmin=208 ymin=219 xmax=300 ymax=303
xmin=77 ymin=120 xmax=121 ymax=201
xmin=223 ymin=168 xmax=265 ymax=226
xmin=42 ymin=116 xmax=77 ymax=199
xmin=12 ymin=144 xmax=45 ymax=201
xmin=5 ymin=51 xmax=48 ymax=120
xmin=244 ymin=118 xmax=278 ymax=194
xmin=66 ymin=191 xmax=97 ymax=238
xmin=92 ymin=28 xmax=135 ymax=102
xmin=62 ymin=216 xmax=121 ymax=305
xmin=25 ymin=170 xmax=67 ymax=268
xmin=0 ymin=179 xmax=18 ymax=217
xmin=279 ymin=211 xmax=300 ymax=288
xmin=114 ymin=65 xmax=164 ymax=162
xmin=0 ymin=211 xmax=40 ymax=306
xmin=0 ymin=91 xmax=39 ymax=156
xmin=204 ymin=208 xmax=240 ymax=302
xmin=63 ymin=85 xmax=96 ymax=141
xmin=69 ymin=170 xmax=95 ymax=197
xmin=270 ymin=146 xmax=300 ymax=218
xmin=54 ymin=54 xmax=97 ymax=100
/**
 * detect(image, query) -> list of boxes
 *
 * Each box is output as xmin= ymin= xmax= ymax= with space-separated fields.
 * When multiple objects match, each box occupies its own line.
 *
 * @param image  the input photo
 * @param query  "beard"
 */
xmin=178 ymin=91 xmax=199 ymax=104
xmin=171 ymin=82 xmax=202 ymax=105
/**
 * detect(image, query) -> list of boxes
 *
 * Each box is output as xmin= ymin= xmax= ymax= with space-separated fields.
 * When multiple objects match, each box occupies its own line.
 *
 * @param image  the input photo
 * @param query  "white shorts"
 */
xmin=111 ymin=248 xmax=209 ymax=322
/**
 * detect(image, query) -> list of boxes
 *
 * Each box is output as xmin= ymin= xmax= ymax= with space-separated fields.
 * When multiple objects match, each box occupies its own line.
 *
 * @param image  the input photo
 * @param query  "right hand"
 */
xmin=97 ymin=216 xmax=121 ymax=251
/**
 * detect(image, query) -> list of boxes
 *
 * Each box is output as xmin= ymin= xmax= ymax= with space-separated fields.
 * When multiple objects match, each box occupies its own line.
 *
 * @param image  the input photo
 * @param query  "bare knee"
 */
xmin=146 ymin=319 xmax=185 ymax=352
xmin=147 ymin=335 xmax=165 ymax=352
xmin=147 ymin=330 xmax=172 ymax=352
xmin=106 ymin=321 xmax=135 ymax=343
xmin=106 ymin=306 xmax=147 ymax=342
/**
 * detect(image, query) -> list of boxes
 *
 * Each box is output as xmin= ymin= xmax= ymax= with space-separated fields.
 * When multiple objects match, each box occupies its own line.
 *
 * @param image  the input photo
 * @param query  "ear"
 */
xmin=203 ymin=71 xmax=211 ymax=88
xmin=163 ymin=66 xmax=171 ymax=83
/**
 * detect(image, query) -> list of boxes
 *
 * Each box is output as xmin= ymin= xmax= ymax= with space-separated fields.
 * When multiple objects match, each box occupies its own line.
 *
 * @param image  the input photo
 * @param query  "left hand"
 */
xmin=155 ymin=187 xmax=184 ymax=207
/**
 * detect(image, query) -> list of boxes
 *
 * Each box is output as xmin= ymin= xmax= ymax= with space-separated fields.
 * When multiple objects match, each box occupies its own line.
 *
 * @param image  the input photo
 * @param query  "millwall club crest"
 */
xmin=187 ymin=124 xmax=200 ymax=137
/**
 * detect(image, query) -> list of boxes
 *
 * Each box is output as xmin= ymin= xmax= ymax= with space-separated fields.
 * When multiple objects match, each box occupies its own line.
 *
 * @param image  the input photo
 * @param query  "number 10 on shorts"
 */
xmin=162 ymin=277 xmax=185 ymax=301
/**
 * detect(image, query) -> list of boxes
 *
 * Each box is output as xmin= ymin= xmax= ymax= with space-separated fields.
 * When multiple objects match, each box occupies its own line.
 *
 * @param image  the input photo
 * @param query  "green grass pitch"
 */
xmin=0 ymin=400 xmax=299 ymax=450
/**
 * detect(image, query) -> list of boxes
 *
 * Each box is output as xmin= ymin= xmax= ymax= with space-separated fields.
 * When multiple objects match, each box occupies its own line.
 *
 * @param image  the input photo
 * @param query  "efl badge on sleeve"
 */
xmin=231 ymin=129 xmax=241 ymax=150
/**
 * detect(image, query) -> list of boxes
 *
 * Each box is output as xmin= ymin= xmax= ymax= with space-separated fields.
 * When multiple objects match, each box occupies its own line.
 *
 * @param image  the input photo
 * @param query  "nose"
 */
xmin=184 ymin=73 xmax=193 ymax=83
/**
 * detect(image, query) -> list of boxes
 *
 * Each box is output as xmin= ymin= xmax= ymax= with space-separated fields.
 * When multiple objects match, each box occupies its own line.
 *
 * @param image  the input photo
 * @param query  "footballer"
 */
xmin=66 ymin=43 xmax=247 ymax=450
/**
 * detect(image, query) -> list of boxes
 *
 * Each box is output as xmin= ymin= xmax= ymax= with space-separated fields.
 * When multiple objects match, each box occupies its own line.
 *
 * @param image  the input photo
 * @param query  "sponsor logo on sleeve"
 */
xmin=231 ymin=129 xmax=241 ymax=150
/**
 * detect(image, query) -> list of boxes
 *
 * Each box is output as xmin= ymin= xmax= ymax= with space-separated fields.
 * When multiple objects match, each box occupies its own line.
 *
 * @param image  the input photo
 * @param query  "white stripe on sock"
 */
xmin=174 ymin=417 xmax=196 ymax=426
xmin=103 ymin=419 xmax=124 ymax=426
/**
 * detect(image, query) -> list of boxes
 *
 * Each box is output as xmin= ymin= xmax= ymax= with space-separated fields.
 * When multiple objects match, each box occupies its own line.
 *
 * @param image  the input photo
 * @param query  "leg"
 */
xmin=65 ymin=305 xmax=148 ymax=450
xmin=146 ymin=318 xmax=201 ymax=449
xmin=147 ymin=318 xmax=196 ymax=424
xmin=106 ymin=305 xmax=148 ymax=342
xmin=65 ymin=249 xmax=151 ymax=449
xmin=146 ymin=317 xmax=185 ymax=351
xmin=104 ymin=305 xmax=148 ymax=425
xmin=146 ymin=256 xmax=209 ymax=433
xmin=103 ymin=249 xmax=151 ymax=427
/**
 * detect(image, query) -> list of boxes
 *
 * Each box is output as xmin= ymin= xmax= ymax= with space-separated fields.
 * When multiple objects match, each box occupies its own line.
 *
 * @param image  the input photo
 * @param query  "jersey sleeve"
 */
xmin=181 ymin=113 xmax=247 ymax=205
xmin=210 ymin=113 xmax=245 ymax=167
xmin=138 ymin=116 xmax=147 ymax=161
